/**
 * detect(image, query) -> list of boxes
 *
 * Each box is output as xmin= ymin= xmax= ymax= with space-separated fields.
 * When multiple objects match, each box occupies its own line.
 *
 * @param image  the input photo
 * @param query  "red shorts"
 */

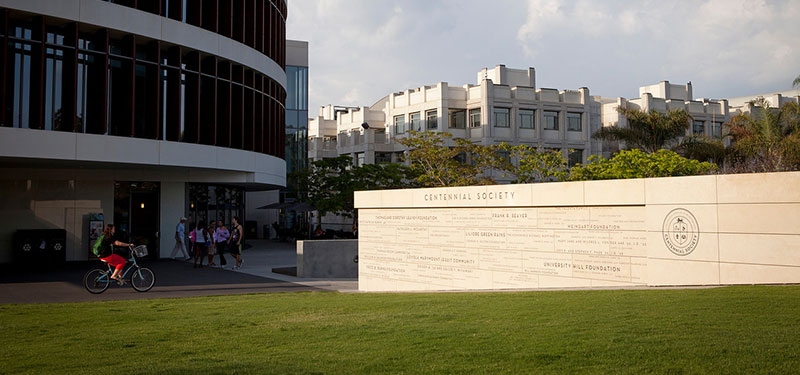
xmin=100 ymin=254 xmax=126 ymax=271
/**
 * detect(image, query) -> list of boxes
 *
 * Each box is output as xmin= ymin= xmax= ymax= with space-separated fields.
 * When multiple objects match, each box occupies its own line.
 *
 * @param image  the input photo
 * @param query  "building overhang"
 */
xmin=0 ymin=127 xmax=286 ymax=190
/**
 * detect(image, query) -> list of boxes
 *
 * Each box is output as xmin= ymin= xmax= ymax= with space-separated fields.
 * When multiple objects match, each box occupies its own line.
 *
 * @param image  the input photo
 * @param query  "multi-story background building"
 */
xmin=0 ymin=0 xmax=289 ymax=264
xmin=310 ymin=65 xmax=602 ymax=172
xmin=247 ymin=38 xmax=308 ymax=239
xmin=309 ymin=65 xmax=799 ymax=169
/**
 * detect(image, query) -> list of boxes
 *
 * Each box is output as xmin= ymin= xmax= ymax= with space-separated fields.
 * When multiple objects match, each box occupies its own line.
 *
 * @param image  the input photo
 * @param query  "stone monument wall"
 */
xmin=354 ymin=172 xmax=800 ymax=292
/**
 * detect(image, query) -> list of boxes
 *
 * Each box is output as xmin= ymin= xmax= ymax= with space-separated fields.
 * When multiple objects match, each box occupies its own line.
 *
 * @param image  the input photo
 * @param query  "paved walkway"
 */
xmin=0 ymin=240 xmax=357 ymax=305
xmin=227 ymin=240 xmax=358 ymax=293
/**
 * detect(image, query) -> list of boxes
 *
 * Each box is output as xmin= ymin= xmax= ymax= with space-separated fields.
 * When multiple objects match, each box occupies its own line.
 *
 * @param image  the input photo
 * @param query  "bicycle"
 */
xmin=83 ymin=245 xmax=156 ymax=294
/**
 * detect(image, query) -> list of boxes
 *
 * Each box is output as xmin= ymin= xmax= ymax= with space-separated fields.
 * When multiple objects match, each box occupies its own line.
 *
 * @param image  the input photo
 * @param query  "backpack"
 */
xmin=92 ymin=234 xmax=106 ymax=257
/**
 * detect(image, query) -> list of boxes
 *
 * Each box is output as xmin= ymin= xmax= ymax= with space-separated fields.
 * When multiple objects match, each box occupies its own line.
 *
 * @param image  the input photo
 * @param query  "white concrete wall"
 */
xmin=355 ymin=171 xmax=800 ymax=292
xmin=0 ymin=170 xmax=113 ymax=263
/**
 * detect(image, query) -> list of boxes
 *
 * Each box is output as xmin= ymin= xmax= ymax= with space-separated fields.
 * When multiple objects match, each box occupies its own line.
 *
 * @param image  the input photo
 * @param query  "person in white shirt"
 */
xmin=207 ymin=220 xmax=217 ymax=266
xmin=170 ymin=217 xmax=189 ymax=260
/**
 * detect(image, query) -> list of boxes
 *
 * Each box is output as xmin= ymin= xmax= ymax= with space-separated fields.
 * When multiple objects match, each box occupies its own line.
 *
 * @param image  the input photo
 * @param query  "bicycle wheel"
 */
xmin=84 ymin=269 xmax=110 ymax=294
xmin=130 ymin=267 xmax=155 ymax=292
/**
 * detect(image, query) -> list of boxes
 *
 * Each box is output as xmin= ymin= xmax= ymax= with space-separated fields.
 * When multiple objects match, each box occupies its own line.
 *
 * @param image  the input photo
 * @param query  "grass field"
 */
xmin=1 ymin=286 xmax=799 ymax=374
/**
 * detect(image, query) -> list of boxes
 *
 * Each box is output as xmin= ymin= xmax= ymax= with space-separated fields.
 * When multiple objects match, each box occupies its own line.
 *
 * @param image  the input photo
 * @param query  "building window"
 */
xmin=44 ymin=44 xmax=65 ymax=131
xmin=544 ymin=111 xmax=559 ymax=130
xmin=693 ymin=120 xmax=705 ymax=135
xmin=567 ymin=112 xmax=582 ymax=131
xmin=519 ymin=109 xmax=534 ymax=129
xmin=376 ymin=152 xmax=392 ymax=164
xmin=426 ymin=109 xmax=438 ymax=130
xmin=494 ymin=107 xmax=510 ymax=128
xmin=568 ymin=149 xmax=583 ymax=167
xmin=355 ymin=152 xmax=365 ymax=167
xmin=449 ymin=109 xmax=466 ymax=129
xmin=8 ymin=26 xmax=34 ymax=129
xmin=712 ymin=122 xmax=722 ymax=137
xmin=469 ymin=108 xmax=481 ymax=128
xmin=394 ymin=115 xmax=405 ymax=134
xmin=285 ymin=66 xmax=308 ymax=111
xmin=410 ymin=112 xmax=421 ymax=132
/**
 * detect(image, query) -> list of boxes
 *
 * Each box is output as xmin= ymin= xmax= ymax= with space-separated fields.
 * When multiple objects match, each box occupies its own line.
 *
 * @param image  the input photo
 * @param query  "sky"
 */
xmin=286 ymin=0 xmax=800 ymax=115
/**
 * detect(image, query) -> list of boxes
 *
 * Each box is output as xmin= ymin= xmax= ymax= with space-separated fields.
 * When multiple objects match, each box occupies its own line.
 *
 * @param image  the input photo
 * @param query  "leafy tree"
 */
xmin=592 ymin=107 xmax=693 ymax=154
xmin=725 ymin=97 xmax=800 ymax=172
xmin=293 ymin=155 xmax=418 ymax=220
xmin=492 ymin=143 xmax=569 ymax=183
xmin=398 ymin=131 xmax=495 ymax=187
xmin=568 ymin=149 xmax=718 ymax=181
xmin=674 ymin=134 xmax=728 ymax=164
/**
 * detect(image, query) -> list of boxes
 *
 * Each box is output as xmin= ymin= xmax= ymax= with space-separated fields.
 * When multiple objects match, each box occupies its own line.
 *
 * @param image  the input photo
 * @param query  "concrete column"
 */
xmin=159 ymin=181 xmax=185 ymax=259
xmin=482 ymin=79 xmax=493 ymax=141
xmin=439 ymin=82 xmax=448 ymax=131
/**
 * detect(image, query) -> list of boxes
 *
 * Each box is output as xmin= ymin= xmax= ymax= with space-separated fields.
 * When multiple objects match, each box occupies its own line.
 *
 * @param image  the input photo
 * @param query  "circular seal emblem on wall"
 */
xmin=662 ymin=208 xmax=700 ymax=256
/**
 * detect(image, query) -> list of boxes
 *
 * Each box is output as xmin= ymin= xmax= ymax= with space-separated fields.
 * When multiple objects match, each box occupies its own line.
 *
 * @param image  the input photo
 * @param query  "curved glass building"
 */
xmin=0 ymin=0 xmax=289 ymax=263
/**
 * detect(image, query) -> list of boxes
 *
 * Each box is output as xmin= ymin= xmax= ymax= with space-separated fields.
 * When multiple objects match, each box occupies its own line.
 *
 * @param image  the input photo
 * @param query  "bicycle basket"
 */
xmin=132 ymin=245 xmax=148 ymax=257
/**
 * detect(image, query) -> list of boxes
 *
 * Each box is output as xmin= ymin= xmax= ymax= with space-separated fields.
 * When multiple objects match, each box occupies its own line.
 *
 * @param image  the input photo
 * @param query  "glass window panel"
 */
xmin=493 ymin=107 xmax=510 ymax=128
xmin=713 ymin=122 xmax=722 ymax=137
xmin=693 ymin=121 xmax=705 ymax=134
xmin=410 ymin=112 xmax=421 ymax=131
xmin=7 ymin=38 xmax=33 ymax=128
xmin=44 ymin=47 xmax=65 ymax=131
xmin=567 ymin=112 xmax=581 ymax=131
xmin=426 ymin=109 xmax=437 ymax=129
xmin=519 ymin=109 xmax=534 ymax=129
xmin=449 ymin=109 xmax=465 ymax=129
xmin=469 ymin=108 xmax=481 ymax=128
xmin=568 ymin=149 xmax=583 ymax=167
xmin=544 ymin=111 xmax=558 ymax=130
xmin=285 ymin=66 xmax=297 ymax=110
xmin=394 ymin=115 xmax=405 ymax=134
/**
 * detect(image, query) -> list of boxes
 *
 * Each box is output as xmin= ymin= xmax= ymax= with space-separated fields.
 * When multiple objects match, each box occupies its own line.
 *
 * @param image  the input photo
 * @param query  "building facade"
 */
xmin=310 ymin=65 xmax=604 ymax=171
xmin=310 ymin=65 xmax=799 ymax=169
xmin=246 ymin=38 xmax=308 ymax=239
xmin=0 ymin=0 xmax=288 ymax=263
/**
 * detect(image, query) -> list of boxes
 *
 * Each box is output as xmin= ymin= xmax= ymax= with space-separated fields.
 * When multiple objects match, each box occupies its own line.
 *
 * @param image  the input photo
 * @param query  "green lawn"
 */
xmin=1 ymin=286 xmax=799 ymax=374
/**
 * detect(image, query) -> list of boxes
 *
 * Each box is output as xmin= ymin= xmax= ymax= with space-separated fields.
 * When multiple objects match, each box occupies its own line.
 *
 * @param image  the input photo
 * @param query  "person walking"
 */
xmin=215 ymin=221 xmax=230 ymax=268
xmin=229 ymin=216 xmax=243 ymax=269
xmin=206 ymin=220 xmax=217 ymax=266
xmin=169 ymin=217 xmax=190 ymax=260
xmin=187 ymin=222 xmax=196 ymax=258
xmin=193 ymin=220 xmax=208 ymax=268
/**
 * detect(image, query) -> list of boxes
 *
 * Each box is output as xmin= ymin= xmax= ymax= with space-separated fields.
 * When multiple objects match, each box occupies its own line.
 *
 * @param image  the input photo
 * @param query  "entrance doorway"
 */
xmin=114 ymin=182 xmax=160 ymax=259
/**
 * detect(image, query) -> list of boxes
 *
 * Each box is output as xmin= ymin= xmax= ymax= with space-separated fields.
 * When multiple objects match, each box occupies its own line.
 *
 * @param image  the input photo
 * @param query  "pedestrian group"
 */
xmin=172 ymin=216 xmax=244 ymax=269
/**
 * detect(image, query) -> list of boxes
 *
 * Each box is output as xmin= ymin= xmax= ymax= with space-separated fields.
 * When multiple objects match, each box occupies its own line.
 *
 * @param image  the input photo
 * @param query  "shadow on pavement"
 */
xmin=0 ymin=259 xmax=322 ymax=305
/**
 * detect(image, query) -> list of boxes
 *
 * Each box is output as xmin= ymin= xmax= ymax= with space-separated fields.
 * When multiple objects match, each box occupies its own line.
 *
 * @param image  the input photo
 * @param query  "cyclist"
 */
xmin=97 ymin=224 xmax=133 ymax=283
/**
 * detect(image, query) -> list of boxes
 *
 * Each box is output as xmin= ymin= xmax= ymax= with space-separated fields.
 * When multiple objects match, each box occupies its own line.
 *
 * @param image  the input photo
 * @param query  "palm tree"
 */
xmin=593 ymin=107 xmax=696 ymax=153
xmin=794 ymin=74 xmax=800 ymax=88
xmin=725 ymin=97 xmax=800 ymax=172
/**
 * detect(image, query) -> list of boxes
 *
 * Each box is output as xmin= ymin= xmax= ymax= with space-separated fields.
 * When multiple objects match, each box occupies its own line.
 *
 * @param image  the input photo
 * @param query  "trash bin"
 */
xmin=13 ymin=229 xmax=66 ymax=268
